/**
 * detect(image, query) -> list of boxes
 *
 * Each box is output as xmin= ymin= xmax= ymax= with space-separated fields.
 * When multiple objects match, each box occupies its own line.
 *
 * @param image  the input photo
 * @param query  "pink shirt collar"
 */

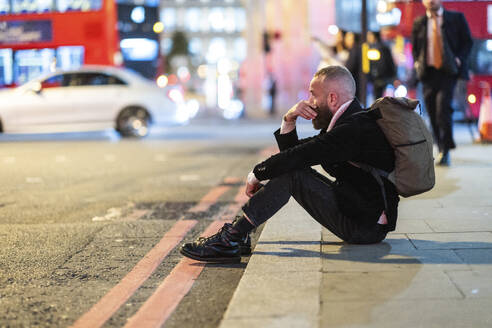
xmin=326 ymin=99 xmax=354 ymax=132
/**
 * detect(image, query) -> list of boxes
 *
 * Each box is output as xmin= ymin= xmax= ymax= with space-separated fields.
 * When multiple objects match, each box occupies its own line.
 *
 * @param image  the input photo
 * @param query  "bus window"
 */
xmin=0 ymin=49 xmax=13 ymax=85
xmin=470 ymin=40 xmax=492 ymax=75
xmin=12 ymin=0 xmax=54 ymax=14
xmin=14 ymin=49 xmax=55 ymax=85
xmin=57 ymin=0 xmax=102 ymax=12
xmin=0 ymin=0 xmax=10 ymax=14
xmin=56 ymin=46 xmax=84 ymax=71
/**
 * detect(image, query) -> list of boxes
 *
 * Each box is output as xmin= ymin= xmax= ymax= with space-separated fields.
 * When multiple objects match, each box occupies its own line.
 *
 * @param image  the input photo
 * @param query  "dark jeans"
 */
xmin=242 ymin=169 xmax=387 ymax=244
xmin=422 ymin=68 xmax=457 ymax=152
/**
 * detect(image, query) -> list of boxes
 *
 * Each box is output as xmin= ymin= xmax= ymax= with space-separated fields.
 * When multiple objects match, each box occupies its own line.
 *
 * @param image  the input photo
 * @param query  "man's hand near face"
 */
xmin=283 ymin=101 xmax=318 ymax=122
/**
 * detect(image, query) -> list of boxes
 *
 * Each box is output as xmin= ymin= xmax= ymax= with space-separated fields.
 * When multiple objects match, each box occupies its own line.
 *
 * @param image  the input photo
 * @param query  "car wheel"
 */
xmin=116 ymin=107 xmax=150 ymax=138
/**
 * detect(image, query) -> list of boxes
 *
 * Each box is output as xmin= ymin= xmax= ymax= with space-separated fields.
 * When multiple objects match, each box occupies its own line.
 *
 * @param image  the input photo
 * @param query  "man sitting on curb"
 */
xmin=180 ymin=65 xmax=399 ymax=263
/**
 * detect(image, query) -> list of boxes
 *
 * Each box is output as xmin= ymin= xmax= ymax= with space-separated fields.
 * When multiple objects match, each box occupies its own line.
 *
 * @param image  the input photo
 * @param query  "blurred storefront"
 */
xmin=159 ymin=0 xmax=247 ymax=119
xmin=158 ymin=0 xmax=340 ymax=119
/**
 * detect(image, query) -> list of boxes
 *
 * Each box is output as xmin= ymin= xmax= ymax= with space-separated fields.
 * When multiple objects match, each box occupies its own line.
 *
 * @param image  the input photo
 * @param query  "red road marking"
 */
xmin=223 ymin=176 xmax=242 ymax=184
xmin=70 ymin=219 xmax=197 ymax=328
xmin=124 ymin=219 xmax=230 ymax=328
xmin=188 ymin=185 xmax=231 ymax=213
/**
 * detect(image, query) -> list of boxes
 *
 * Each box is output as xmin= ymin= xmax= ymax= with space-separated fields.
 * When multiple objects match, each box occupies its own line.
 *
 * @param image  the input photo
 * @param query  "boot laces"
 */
xmin=196 ymin=223 xmax=233 ymax=244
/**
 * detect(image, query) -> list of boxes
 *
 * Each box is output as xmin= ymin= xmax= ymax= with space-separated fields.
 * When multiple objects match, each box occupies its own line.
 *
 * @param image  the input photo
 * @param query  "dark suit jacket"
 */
xmin=252 ymin=100 xmax=400 ymax=231
xmin=412 ymin=9 xmax=473 ymax=81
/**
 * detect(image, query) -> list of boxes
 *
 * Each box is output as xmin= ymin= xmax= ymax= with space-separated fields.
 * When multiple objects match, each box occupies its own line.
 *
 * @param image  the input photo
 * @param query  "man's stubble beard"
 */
xmin=312 ymin=106 xmax=334 ymax=130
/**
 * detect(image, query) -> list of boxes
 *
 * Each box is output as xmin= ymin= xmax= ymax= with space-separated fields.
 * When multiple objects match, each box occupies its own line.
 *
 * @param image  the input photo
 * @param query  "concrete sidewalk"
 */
xmin=220 ymin=126 xmax=492 ymax=328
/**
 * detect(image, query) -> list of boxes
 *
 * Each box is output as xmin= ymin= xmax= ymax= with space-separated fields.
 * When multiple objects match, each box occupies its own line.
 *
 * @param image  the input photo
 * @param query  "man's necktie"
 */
xmin=432 ymin=14 xmax=443 ymax=69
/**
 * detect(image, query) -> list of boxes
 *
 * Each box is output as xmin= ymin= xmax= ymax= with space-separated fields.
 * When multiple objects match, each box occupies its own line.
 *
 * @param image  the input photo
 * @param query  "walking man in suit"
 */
xmin=180 ymin=65 xmax=399 ymax=263
xmin=412 ymin=0 xmax=472 ymax=166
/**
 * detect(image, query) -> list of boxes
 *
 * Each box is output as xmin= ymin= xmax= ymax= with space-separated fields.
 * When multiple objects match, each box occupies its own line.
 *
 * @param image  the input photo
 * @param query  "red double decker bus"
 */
xmin=0 ymin=0 xmax=120 ymax=87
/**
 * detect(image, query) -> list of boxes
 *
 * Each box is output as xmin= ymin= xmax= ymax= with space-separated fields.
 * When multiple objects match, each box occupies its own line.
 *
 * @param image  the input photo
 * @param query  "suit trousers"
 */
xmin=241 ymin=169 xmax=387 ymax=244
xmin=422 ymin=68 xmax=457 ymax=152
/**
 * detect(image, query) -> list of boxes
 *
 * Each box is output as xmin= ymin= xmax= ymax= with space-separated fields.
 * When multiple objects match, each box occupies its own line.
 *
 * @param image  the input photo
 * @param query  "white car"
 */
xmin=0 ymin=66 xmax=188 ymax=137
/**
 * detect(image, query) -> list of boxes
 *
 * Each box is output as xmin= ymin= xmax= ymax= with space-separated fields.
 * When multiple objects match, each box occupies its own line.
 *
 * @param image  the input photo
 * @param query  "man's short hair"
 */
xmin=314 ymin=65 xmax=356 ymax=97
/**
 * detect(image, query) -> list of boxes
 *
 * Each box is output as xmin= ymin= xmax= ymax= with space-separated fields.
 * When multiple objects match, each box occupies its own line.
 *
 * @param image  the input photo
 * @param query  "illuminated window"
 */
xmin=224 ymin=7 xmax=235 ymax=33
xmin=57 ymin=46 xmax=84 ymax=70
xmin=12 ymin=0 xmax=54 ymax=13
xmin=0 ymin=49 xmax=13 ymax=86
xmin=234 ymin=7 xmax=246 ymax=31
xmin=233 ymin=37 xmax=246 ymax=61
xmin=200 ymin=7 xmax=210 ymax=32
xmin=120 ymin=38 xmax=159 ymax=61
xmin=161 ymin=8 xmax=176 ymax=31
xmin=161 ymin=38 xmax=172 ymax=55
xmin=209 ymin=7 xmax=225 ymax=32
xmin=0 ymin=0 xmax=10 ymax=14
xmin=189 ymin=38 xmax=202 ymax=55
xmin=185 ymin=7 xmax=200 ymax=32
xmin=14 ymin=48 xmax=55 ymax=85
xmin=57 ymin=0 xmax=102 ymax=12
xmin=470 ymin=40 xmax=492 ymax=75
xmin=176 ymin=7 xmax=185 ymax=29
xmin=207 ymin=37 xmax=226 ymax=63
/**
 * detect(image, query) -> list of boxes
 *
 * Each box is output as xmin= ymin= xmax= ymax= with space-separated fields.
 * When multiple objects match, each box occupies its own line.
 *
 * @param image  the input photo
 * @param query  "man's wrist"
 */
xmin=281 ymin=116 xmax=296 ymax=134
xmin=283 ymin=114 xmax=296 ymax=123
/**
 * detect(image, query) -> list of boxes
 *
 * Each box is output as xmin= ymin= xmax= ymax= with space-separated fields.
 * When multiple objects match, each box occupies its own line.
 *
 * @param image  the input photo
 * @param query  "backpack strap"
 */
xmin=350 ymin=161 xmax=390 ymax=214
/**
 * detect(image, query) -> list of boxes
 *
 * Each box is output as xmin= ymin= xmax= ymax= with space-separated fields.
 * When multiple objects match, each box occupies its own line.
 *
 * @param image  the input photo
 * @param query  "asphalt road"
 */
xmin=0 ymin=119 xmax=288 ymax=327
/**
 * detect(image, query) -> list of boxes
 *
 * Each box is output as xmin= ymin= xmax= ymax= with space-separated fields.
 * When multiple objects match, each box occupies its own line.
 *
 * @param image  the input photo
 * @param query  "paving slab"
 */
xmin=454 ymin=248 xmax=492 ymax=270
xmin=425 ymin=217 xmax=492 ymax=232
xmin=319 ymin=299 xmax=492 ymax=328
xmin=247 ymin=241 xmax=320 ymax=273
xmin=447 ymin=270 xmax=492 ymax=298
xmin=221 ymin=316 xmax=314 ymax=328
xmin=399 ymin=206 xmax=492 ymax=220
xmin=408 ymin=232 xmax=492 ymax=250
xmin=391 ymin=219 xmax=434 ymax=233
xmin=321 ymin=269 xmax=463 ymax=301
xmin=322 ymin=248 xmax=467 ymax=272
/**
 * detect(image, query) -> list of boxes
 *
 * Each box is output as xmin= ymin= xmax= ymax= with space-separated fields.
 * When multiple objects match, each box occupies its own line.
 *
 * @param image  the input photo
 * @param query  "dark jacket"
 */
xmin=253 ymin=99 xmax=399 ymax=231
xmin=369 ymin=42 xmax=396 ymax=87
xmin=345 ymin=43 xmax=362 ymax=99
xmin=412 ymin=9 xmax=473 ymax=80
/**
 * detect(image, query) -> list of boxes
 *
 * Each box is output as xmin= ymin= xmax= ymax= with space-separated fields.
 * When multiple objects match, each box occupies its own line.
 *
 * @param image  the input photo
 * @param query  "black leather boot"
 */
xmin=180 ymin=220 xmax=250 ymax=263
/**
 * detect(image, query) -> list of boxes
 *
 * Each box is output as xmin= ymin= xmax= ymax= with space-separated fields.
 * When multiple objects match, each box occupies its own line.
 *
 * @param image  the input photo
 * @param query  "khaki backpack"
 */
xmin=357 ymin=97 xmax=435 ymax=198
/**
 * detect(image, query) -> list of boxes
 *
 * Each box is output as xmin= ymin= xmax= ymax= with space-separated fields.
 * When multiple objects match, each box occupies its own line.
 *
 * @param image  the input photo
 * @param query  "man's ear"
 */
xmin=327 ymin=92 xmax=337 ymax=106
